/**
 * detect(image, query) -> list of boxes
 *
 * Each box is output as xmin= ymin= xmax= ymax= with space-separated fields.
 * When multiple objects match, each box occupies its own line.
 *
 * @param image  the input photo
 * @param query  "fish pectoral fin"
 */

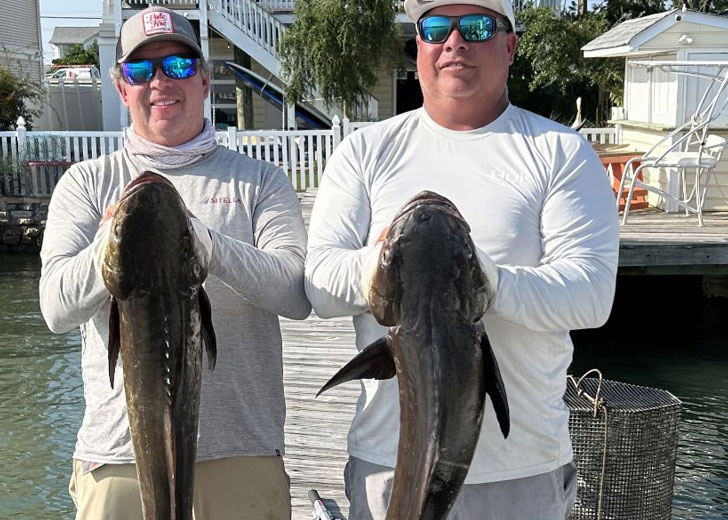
xmin=199 ymin=287 xmax=217 ymax=371
xmin=317 ymin=335 xmax=395 ymax=397
xmin=108 ymin=297 xmax=120 ymax=389
xmin=480 ymin=330 xmax=510 ymax=439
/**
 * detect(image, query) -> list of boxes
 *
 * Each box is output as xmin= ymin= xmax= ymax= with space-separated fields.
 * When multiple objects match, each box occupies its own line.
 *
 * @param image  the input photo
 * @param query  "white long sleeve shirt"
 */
xmin=305 ymin=105 xmax=619 ymax=483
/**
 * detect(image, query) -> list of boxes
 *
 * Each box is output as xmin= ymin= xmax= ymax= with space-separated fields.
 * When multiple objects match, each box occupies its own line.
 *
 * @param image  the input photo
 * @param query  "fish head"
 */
xmin=101 ymin=171 xmax=208 ymax=300
xmin=368 ymin=191 xmax=490 ymax=325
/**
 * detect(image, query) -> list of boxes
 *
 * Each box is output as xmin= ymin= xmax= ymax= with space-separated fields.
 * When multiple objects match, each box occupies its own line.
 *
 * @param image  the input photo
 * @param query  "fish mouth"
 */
xmin=119 ymin=171 xmax=177 ymax=203
xmin=392 ymin=191 xmax=469 ymax=232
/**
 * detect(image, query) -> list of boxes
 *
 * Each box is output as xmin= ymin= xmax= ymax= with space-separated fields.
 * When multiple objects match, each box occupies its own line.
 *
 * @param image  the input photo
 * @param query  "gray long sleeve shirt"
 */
xmin=39 ymin=145 xmax=311 ymax=463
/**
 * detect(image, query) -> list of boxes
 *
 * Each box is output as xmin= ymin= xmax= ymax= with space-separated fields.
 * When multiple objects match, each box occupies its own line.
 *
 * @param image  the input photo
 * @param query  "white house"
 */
xmin=583 ymin=8 xmax=728 ymax=212
xmin=49 ymin=27 xmax=100 ymax=61
xmin=0 ymin=0 xmax=44 ymax=83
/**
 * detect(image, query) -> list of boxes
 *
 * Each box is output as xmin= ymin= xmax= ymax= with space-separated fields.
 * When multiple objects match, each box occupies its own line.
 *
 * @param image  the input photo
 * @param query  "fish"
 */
xmin=100 ymin=171 xmax=217 ymax=520
xmin=318 ymin=191 xmax=510 ymax=519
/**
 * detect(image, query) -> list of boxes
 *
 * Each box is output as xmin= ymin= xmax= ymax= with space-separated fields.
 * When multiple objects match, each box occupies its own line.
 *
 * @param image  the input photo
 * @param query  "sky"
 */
xmin=40 ymin=0 xmax=102 ymax=65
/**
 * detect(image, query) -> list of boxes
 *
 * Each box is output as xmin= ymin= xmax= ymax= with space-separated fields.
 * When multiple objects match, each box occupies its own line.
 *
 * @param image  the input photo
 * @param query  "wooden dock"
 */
xmin=280 ymin=192 xmax=728 ymax=519
xmin=618 ymin=208 xmax=728 ymax=274
xmin=281 ymin=315 xmax=357 ymax=520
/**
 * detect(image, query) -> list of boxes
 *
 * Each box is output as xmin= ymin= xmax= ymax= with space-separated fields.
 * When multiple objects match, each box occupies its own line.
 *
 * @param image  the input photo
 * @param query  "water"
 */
xmin=0 ymin=257 xmax=726 ymax=519
xmin=0 ymin=255 xmax=84 ymax=519
xmin=571 ymin=275 xmax=728 ymax=519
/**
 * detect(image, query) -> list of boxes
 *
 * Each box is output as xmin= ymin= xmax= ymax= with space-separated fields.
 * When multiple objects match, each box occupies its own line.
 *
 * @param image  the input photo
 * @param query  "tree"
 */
xmin=509 ymin=6 xmax=623 ymax=125
xmin=669 ymin=0 xmax=728 ymax=14
xmin=279 ymin=0 xmax=401 ymax=117
xmin=0 ymin=67 xmax=43 ymax=130
xmin=52 ymin=42 xmax=99 ymax=68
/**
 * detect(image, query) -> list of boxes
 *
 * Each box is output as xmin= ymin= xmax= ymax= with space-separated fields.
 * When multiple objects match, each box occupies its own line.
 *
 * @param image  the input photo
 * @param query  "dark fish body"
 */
xmin=101 ymin=171 xmax=216 ymax=520
xmin=319 ymin=191 xmax=509 ymax=520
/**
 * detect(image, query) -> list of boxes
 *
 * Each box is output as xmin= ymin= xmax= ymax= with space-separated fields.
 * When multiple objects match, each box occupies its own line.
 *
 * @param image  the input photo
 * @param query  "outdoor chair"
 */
xmin=616 ymin=122 xmax=727 ymax=227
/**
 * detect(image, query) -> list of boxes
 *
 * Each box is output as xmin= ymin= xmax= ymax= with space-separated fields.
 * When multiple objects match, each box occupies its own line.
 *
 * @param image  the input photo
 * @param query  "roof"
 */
xmin=49 ymin=26 xmax=99 ymax=46
xmin=582 ymin=8 xmax=728 ymax=58
xmin=582 ymin=11 xmax=672 ymax=52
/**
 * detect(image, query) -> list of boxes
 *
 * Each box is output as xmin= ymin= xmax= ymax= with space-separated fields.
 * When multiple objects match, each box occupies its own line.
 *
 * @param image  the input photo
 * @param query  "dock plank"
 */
xmin=618 ymin=208 xmax=728 ymax=273
xmin=282 ymin=313 xmax=358 ymax=520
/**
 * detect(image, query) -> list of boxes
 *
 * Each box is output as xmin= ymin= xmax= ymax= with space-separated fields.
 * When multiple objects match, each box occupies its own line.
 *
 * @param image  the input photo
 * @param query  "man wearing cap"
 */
xmin=40 ymin=6 xmax=309 ymax=519
xmin=305 ymin=0 xmax=619 ymax=518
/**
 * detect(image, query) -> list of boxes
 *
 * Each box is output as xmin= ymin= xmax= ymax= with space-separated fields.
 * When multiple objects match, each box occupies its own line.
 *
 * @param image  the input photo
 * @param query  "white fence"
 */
xmin=34 ymin=78 xmax=103 ymax=131
xmin=0 ymin=117 xmax=620 ymax=197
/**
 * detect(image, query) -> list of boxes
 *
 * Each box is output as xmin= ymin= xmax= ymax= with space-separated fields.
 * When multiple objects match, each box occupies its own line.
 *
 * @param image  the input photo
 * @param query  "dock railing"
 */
xmin=0 ymin=116 xmax=620 ymax=197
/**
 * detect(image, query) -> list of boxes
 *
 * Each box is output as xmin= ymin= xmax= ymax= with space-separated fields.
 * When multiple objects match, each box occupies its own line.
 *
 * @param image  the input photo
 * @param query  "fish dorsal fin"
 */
xmin=478 ymin=324 xmax=510 ymax=438
xmin=108 ymin=297 xmax=120 ymax=389
xmin=198 ymin=287 xmax=217 ymax=371
xmin=317 ymin=335 xmax=395 ymax=397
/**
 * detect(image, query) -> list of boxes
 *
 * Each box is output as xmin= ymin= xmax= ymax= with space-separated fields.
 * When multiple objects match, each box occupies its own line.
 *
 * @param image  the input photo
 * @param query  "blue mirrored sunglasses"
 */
xmin=418 ymin=14 xmax=511 ymax=44
xmin=120 ymin=54 xmax=198 ymax=85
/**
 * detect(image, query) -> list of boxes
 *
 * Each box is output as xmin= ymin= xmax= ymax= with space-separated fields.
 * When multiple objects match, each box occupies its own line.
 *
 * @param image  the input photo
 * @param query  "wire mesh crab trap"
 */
xmin=564 ymin=370 xmax=682 ymax=520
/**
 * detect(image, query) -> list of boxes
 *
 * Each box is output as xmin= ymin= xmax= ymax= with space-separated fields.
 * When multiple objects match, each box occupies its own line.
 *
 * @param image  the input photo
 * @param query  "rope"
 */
xmin=567 ymin=369 xmax=609 ymax=519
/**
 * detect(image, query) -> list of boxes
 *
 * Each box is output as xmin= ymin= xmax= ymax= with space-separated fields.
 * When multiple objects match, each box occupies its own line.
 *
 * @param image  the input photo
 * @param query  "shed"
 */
xmin=582 ymin=8 xmax=728 ymax=212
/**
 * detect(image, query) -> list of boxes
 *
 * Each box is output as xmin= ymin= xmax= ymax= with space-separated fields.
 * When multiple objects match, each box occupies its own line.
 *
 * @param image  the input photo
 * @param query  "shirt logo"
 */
xmin=143 ymin=12 xmax=174 ymax=36
xmin=210 ymin=196 xmax=242 ymax=204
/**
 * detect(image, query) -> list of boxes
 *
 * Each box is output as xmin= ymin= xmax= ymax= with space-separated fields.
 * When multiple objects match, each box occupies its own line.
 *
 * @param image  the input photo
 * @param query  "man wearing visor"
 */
xmin=40 ymin=6 xmax=310 ymax=519
xmin=305 ymin=0 xmax=619 ymax=518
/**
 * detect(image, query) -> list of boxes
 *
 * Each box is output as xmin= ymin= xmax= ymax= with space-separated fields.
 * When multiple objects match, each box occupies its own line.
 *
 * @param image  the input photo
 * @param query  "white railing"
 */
xmin=257 ymin=0 xmax=296 ymax=11
xmin=220 ymin=125 xmax=341 ymax=190
xmin=1 ymin=117 xmax=619 ymax=197
xmin=123 ymin=0 xmax=199 ymax=6
xmin=208 ymin=0 xmax=284 ymax=75
xmin=0 ymin=127 xmax=126 ymax=197
xmin=580 ymin=126 xmax=622 ymax=145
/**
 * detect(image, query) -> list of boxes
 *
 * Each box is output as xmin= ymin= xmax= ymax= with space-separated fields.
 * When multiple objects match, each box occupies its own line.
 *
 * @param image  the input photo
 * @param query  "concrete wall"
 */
xmin=0 ymin=199 xmax=47 ymax=253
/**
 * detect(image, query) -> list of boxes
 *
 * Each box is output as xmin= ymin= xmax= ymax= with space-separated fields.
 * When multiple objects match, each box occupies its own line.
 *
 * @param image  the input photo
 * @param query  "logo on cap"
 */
xmin=143 ymin=12 xmax=174 ymax=36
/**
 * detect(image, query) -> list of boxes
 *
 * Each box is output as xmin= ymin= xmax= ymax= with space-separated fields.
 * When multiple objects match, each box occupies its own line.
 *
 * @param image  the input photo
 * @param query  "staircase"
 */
xmin=206 ymin=0 xmax=377 ymax=121
xmin=208 ymin=0 xmax=285 ymax=77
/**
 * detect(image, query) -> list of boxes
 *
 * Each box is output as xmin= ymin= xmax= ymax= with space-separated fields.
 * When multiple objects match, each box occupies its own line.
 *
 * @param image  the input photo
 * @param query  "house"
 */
xmin=49 ymin=26 xmax=100 ymax=61
xmin=98 ymin=0 xmax=561 ymax=133
xmin=582 ymin=8 xmax=728 ymax=212
xmin=0 ymin=0 xmax=44 ymax=83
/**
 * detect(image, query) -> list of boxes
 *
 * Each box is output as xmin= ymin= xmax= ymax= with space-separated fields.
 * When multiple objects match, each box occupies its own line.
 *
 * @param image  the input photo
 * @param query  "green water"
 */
xmin=0 ymin=254 xmax=83 ymax=519
xmin=0 ymin=255 xmax=726 ymax=519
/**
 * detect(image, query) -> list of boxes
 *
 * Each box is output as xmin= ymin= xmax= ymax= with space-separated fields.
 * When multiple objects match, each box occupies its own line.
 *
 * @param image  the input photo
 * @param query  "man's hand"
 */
xmin=475 ymin=246 xmax=499 ymax=311
xmin=361 ymin=227 xmax=388 ymax=307
xmin=189 ymin=214 xmax=213 ymax=263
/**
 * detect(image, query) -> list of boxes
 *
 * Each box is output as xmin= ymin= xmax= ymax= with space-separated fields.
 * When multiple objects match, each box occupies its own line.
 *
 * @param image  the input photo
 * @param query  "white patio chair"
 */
xmin=616 ymin=124 xmax=726 ymax=227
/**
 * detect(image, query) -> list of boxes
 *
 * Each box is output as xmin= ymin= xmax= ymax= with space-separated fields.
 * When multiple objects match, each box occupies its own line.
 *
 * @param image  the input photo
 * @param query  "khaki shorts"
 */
xmin=69 ymin=455 xmax=291 ymax=520
xmin=344 ymin=456 xmax=577 ymax=520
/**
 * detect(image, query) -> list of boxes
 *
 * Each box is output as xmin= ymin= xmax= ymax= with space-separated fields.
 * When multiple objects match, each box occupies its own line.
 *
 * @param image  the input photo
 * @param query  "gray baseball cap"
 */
xmin=116 ymin=6 xmax=202 ymax=63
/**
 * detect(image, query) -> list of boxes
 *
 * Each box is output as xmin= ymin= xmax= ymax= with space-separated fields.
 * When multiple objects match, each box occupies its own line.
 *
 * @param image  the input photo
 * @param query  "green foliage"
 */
xmin=280 ymin=0 xmax=401 ymax=117
xmin=509 ymin=7 xmax=623 ymax=125
xmin=0 ymin=67 xmax=43 ymax=130
xmin=590 ymin=0 xmax=666 ymax=25
xmin=52 ymin=42 xmax=99 ymax=68
xmin=669 ymin=0 xmax=728 ymax=14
